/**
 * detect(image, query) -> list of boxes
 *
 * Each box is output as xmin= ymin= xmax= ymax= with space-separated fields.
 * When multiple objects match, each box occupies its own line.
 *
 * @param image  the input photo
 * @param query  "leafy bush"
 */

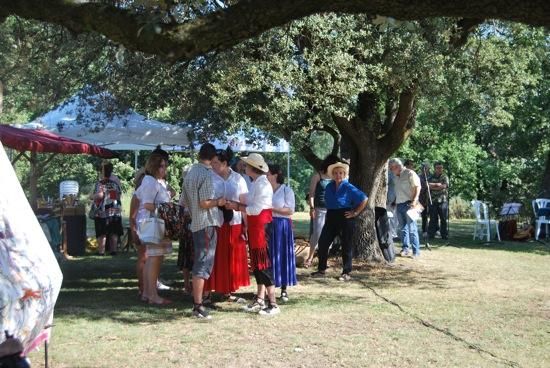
xmin=449 ymin=196 xmax=473 ymax=219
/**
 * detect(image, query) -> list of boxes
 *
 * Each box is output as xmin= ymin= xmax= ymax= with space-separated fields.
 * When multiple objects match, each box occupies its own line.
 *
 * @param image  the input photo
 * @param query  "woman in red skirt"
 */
xmin=204 ymin=148 xmax=250 ymax=302
xmin=227 ymin=153 xmax=279 ymax=316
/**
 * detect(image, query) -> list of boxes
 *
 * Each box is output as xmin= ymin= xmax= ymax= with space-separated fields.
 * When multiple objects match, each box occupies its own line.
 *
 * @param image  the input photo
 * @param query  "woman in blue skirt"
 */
xmin=267 ymin=164 xmax=297 ymax=302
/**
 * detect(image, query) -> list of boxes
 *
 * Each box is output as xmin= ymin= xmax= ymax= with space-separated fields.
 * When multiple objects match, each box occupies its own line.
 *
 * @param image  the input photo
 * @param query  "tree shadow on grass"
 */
xmin=297 ymin=255 xmax=471 ymax=292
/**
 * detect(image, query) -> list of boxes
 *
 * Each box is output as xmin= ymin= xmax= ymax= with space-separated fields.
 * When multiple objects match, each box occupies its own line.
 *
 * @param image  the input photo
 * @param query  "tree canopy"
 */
xmin=0 ymin=1 xmax=549 ymax=63
xmin=1 ymin=4 xmax=549 ymax=259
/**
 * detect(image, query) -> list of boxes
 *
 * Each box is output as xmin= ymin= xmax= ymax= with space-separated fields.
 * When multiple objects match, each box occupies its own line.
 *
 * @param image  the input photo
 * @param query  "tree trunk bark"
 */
xmin=333 ymin=87 xmax=416 ymax=264
xmin=540 ymin=151 xmax=550 ymax=198
xmin=348 ymin=136 xmax=388 ymax=263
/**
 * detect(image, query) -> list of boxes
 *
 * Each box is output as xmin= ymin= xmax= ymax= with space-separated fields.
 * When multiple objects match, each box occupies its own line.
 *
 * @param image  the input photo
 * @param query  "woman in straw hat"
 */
xmin=311 ymin=161 xmax=368 ymax=281
xmin=225 ymin=153 xmax=280 ymax=315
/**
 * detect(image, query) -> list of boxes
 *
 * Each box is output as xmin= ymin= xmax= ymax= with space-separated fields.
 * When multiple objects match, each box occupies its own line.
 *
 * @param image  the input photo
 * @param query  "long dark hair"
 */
xmin=268 ymin=164 xmax=285 ymax=184
xmin=320 ymin=154 xmax=341 ymax=174
xmin=216 ymin=146 xmax=234 ymax=165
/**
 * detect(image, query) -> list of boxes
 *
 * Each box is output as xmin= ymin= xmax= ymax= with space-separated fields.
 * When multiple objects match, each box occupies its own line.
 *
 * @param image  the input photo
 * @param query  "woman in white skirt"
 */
xmin=135 ymin=153 xmax=173 ymax=305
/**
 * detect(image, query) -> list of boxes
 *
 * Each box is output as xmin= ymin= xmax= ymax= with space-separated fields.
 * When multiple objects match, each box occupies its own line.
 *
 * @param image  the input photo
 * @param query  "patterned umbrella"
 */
xmin=0 ymin=141 xmax=63 ymax=355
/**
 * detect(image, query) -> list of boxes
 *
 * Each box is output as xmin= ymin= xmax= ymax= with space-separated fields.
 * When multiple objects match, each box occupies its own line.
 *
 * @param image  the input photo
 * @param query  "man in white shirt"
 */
xmin=389 ymin=158 xmax=422 ymax=258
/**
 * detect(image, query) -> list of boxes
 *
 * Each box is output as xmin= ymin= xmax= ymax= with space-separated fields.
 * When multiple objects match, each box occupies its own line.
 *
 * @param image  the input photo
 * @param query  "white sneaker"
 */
xmin=280 ymin=291 xmax=289 ymax=303
xmin=157 ymin=281 xmax=170 ymax=290
xmin=259 ymin=305 xmax=281 ymax=316
xmin=243 ymin=298 xmax=265 ymax=313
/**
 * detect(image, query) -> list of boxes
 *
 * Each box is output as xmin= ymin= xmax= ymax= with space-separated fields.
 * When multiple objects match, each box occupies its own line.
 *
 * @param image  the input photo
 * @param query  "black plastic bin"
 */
xmin=64 ymin=215 xmax=86 ymax=256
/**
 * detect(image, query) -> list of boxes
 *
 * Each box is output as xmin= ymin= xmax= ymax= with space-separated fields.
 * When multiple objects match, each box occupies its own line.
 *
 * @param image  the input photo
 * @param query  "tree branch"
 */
xmin=298 ymin=144 xmax=323 ymax=171
xmin=1 ymin=0 xmax=549 ymax=62
xmin=450 ymin=18 xmax=484 ymax=49
xmin=380 ymin=86 xmax=417 ymax=155
xmin=318 ymin=125 xmax=342 ymax=156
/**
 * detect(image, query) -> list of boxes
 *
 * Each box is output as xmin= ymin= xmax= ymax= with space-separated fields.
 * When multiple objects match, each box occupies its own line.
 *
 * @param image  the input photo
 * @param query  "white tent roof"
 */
xmin=21 ymin=92 xmax=190 ymax=151
xmin=209 ymin=130 xmax=289 ymax=153
xmin=20 ymin=91 xmax=290 ymax=154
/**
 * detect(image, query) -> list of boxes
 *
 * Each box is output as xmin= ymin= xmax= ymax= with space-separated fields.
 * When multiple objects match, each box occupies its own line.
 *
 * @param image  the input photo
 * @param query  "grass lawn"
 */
xmin=30 ymin=215 xmax=549 ymax=368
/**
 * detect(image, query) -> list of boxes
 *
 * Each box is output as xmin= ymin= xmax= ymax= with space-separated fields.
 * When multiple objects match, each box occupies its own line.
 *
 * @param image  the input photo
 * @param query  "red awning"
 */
xmin=0 ymin=125 xmax=115 ymax=158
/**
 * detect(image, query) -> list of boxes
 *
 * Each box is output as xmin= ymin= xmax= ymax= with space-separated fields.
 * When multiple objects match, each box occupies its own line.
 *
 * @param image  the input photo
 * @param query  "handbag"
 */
xmin=157 ymin=202 xmax=182 ymax=240
xmin=137 ymin=209 xmax=165 ymax=245
xmin=88 ymin=203 xmax=98 ymax=220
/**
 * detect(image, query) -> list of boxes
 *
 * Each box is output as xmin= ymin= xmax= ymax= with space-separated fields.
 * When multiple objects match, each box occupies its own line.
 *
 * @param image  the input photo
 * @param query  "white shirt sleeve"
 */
xmin=135 ymin=176 xmax=158 ymax=204
xmin=284 ymin=185 xmax=296 ymax=215
xmin=246 ymin=177 xmax=273 ymax=216
xmin=410 ymin=171 xmax=421 ymax=188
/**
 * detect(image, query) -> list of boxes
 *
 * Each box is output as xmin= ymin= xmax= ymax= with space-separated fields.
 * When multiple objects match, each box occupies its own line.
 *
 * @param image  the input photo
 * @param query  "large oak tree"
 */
xmin=0 ymin=0 xmax=549 ymax=63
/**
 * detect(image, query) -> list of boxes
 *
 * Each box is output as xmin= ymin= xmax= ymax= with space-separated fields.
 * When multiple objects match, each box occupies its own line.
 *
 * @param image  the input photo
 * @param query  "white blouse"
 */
xmin=212 ymin=169 xmax=248 ymax=225
xmin=272 ymin=184 xmax=295 ymax=218
xmin=245 ymin=175 xmax=273 ymax=216
xmin=135 ymin=175 xmax=171 ymax=223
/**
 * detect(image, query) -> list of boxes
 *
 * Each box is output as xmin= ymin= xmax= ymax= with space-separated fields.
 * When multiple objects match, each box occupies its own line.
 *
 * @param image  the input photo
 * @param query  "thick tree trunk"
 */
xmin=347 ymin=134 xmax=391 ymax=263
xmin=540 ymin=151 xmax=550 ymax=198
xmin=333 ymin=87 xmax=416 ymax=263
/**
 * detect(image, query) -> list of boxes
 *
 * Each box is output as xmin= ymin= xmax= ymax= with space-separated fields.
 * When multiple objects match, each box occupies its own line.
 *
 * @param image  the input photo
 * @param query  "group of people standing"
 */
xmin=100 ymin=144 xmax=447 ymax=318
xmin=131 ymin=143 xmax=297 ymax=319
xmin=387 ymin=159 xmax=449 ymax=258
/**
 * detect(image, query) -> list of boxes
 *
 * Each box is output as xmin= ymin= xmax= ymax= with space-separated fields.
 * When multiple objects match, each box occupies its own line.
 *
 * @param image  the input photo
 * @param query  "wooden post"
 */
xmin=29 ymin=151 xmax=38 ymax=210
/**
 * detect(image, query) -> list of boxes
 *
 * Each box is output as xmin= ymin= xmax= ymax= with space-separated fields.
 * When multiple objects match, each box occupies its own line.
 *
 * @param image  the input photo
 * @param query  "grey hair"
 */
xmin=389 ymin=158 xmax=403 ymax=168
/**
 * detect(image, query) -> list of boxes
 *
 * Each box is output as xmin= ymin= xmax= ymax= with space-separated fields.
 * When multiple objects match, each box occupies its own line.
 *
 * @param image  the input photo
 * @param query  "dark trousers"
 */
xmin=253 ymin=268 xmax=274 ymax=287
xmin=421 ymin=208 xmax=429 ymax=233
xmin=428 ymin=201 xmax=448 ymax=239
xmin=317 ymin=209 xmax=354 ymax=274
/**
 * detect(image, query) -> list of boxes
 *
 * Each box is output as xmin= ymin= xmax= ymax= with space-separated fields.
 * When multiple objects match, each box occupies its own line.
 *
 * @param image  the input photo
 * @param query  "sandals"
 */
xmin=148 ymin=298 xmax=172 ymax=305
xmin=303 ymin=259 xmax=312 ymax=269
xmin=227 ymin=295 xmax=247 ymax=304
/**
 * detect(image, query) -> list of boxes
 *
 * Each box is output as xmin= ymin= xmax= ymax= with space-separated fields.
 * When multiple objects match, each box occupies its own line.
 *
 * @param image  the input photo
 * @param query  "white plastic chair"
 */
xmin=59 ymin=180 xmax=79 ymax=199
xmin=471 ymin=200 xmax=501 ymax=242
xmin=532 ymin=198 xmax=550 ymax=241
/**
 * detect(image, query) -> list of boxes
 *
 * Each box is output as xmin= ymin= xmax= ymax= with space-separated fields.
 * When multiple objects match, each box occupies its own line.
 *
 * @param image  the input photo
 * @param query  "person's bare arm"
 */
xmin=200 ymin=198 xmax=226 ymax=209
xmin=273 ymin=207 xmax=294 ymax=216
xmin=411 ymin=185 xmax=421 ymax=205
xmin=344 ymin=198 xmax=369 ymax=219
xmin=429 ymin=182 xmax=447 ymax=190
xmin=308 ymin=173 xmax=320 ymax=217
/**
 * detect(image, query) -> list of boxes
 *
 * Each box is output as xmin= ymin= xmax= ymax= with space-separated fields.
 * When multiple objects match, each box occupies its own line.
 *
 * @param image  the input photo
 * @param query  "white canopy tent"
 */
xmin=20 ymin=91 xmax=291 ymax=179
xmin=20 ymin=92 xmax=190 ymax=168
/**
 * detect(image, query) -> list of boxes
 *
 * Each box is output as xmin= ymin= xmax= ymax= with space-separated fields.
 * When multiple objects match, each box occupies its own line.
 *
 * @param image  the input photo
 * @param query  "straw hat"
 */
xmin=327 ymin=162 xmax=349 ymax=177
xmin=240 ymin=153 xmax=269 ymax=173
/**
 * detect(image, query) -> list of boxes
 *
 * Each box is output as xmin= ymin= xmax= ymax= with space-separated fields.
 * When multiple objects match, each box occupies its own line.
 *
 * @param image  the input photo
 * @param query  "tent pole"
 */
xmin=134 ymin=150 xmax=139 ymax=170
xmin=29 ymin=151 xmax=38 ymax=210
xmin=287 ymin=149 xmax=291 ymax=188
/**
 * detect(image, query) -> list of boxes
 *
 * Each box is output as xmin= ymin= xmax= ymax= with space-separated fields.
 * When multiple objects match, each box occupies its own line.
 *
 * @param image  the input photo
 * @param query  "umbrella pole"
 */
xmin=29 ymin=151 xmax=38 ymax=210
xmin=134 ymin=150 xmax=139 ymax=170
xmin=287 ymin=149 xmax=291 ymax=188
xmin=44 ymin=340 xmax=49 ymax=368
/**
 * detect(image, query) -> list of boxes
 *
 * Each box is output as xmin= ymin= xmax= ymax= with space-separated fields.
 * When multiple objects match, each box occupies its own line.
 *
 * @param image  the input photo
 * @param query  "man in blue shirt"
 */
xmin=311 ymin=162 xmax=368 ymax=281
